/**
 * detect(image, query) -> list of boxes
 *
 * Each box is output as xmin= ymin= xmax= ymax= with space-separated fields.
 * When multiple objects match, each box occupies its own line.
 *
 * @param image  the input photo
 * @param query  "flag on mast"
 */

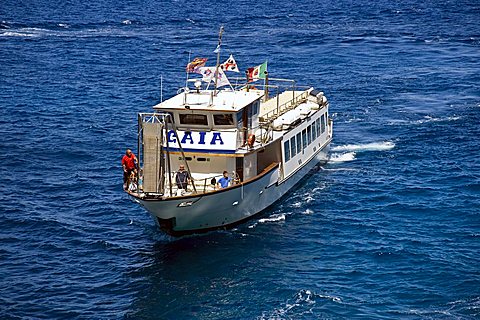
xmin=198 ymin=67 xmax=231 ymax=87
xmin=220 ymin=54 xmax=240 ymax=72
xmin=246 ymin=61 xmax=267 ymax=82
xmin=186 ymin=57 xmax=208 ymax=73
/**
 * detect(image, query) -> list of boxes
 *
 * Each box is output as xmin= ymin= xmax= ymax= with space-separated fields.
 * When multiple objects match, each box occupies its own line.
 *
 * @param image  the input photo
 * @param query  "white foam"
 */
xmin=291 ymin=201 xmax=302 ymax=208
xmin=122 ymin=20 xmax=132 ymax=25
xmin=303 ymin=209 xmax=313 ymax=215
xmin=318 ymin=294 xmax=342 ymax=303
xmin=258 ymin=213 xmax=286 ymax=223
xmin=414 ymin=115 xmax=461 ymax=124
xmin=332 ymin=141 xmax=395 ymax=152
xmin=389 ymin=115 xmax=461 ymax=126
xmin=321 ymin=167 xmax=358 ymax=172
xmin=259 ymin=289 xmax=343 ymax=319
xmin=329 ymin=151 xmax=356 ymax=162
xmin=1 ymin=31 xmax=36 ymax=37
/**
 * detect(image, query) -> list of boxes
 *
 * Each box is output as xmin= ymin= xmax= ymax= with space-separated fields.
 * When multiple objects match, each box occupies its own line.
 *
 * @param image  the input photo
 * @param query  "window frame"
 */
xmin=296 ymin=133 xmax=302 ymax=154
xmin=213 ymin=113 xmax=235 ymax=127
xmin=178 ymin=113 xmax=209 ymax=127
xmin=302 ymin=129 xmax=307 ymax=150
xmin=307 ymin=125 xmax=312 ymax=145
xmin=312 ymin=120 xmax=317 ymax=141
xmin=321 ymin=114 xmax=326 ymax=133
xmin=284 ymin=140 xmax=291 ymax=162
xmin=290 ymin=136 xmax=296 ymax=158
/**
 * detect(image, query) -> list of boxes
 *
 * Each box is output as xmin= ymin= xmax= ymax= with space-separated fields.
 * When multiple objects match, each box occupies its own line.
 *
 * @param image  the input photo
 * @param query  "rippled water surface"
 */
xmin=1 ymin=0 xmax=479 ymax=319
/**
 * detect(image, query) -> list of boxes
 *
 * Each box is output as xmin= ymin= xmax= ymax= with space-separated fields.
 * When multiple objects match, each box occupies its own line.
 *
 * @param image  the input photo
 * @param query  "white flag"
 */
xmin=198 ymin=67 xmax=231 ymax=87
xmin=220 ymin=54 xmax=239 ymax=72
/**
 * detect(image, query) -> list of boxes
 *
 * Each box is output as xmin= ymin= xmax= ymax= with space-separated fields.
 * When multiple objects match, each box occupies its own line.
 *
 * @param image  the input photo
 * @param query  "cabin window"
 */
xmin=296 ymin=133 xmax=302 ymax=154
xmin=290 ymin=136 xmax=296 ymax=158
xmin=236 ymin=110 xmax=244 ymax=127
xmin=197 ymin=157 xmax=209 ymax=162
xmin=321 ymin=114 xmax=326 ymax=133
xmin=302 ymin=129 xmax=307 ymax=150
xmin=316 ymin=119 xmax=321 ymax=137
xmin=179 ymin=113 xmax=208 ymax=126
xmin=252 ymin=101 xmax=259 ymax=115
xmin=213 ymin=114 xmax=234 ymax=126
xmin=307 ymin=125 xmax=312 ymax=145
xmin=284 ymin=140 xmax=290 ymax=162
xmin=312 ymin=120 xmax=317 ymax=140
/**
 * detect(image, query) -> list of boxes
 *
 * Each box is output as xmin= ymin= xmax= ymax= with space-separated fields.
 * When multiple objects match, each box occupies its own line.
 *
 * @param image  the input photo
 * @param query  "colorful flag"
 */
xmin=186 ymin=57 xmax=208 ymax=73
xmin=198 ymin=67 xmax=231 ymax=88
xmin=220 ymin=54 xmax=240 ymax=72
xmin=246 ymin=61 xmax=267 ymax=82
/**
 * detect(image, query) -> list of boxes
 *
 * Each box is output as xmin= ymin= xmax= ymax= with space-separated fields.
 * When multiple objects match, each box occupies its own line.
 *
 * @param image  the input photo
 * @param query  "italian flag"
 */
xmin=247 ymin=61 xmax=267 ymax=82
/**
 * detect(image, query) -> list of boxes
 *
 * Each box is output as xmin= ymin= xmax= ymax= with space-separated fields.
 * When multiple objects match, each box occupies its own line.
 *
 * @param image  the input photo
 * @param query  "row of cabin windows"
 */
xmin=284 ymin=113 xmax=327 ymax=162
xmin=174 ymin=101 xmax=260 ymax=127
xmin=179 ymin=113 xmax=234 ymax=126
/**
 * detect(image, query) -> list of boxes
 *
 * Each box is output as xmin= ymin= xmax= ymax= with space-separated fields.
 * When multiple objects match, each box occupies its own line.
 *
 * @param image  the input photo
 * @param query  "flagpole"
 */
xmin=184 ymin=51 xmax=191 ymax=106
xmin=214 ymin=26 xmax=224 ymax=97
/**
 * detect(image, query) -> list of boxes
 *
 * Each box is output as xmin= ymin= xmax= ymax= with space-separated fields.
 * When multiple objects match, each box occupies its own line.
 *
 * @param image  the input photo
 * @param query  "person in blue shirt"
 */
xmin=217 ymin=171 xmax=232 ymax=189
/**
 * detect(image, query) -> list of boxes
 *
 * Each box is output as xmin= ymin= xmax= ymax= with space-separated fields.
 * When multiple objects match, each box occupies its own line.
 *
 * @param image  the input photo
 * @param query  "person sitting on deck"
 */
xmin=217 ymin=171 xmax=232 ymax=189
xmin=175 ymin=165 xmax=191 ymax=190
xmin=122 ymin=149 xmax=137 ymax=190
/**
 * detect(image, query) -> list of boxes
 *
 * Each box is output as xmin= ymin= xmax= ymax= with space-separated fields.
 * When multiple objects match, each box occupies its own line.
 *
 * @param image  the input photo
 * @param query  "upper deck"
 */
xmin=153 ymin=88 xmax=264 ymax=112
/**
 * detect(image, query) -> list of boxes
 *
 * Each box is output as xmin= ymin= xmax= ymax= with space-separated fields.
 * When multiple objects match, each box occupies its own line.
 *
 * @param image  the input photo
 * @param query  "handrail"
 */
xmin=260 ymin=91 xmax=309 ymax=124
xmin=168 ymin=171 xmax=225 ymax=194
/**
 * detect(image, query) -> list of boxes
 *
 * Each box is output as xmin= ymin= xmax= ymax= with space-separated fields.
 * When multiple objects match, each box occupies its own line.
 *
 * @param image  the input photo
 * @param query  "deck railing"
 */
xmin=259 ymin=91 xmax=310 ymax=124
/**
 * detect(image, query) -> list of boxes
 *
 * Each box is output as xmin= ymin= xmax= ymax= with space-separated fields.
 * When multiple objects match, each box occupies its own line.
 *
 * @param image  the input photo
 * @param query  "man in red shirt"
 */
xmin=122 ymin=149 xmax=137 ymax=190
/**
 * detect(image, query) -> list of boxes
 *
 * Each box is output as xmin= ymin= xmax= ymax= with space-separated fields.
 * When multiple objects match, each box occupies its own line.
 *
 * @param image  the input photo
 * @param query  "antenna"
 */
xmin=184 ymin=51 xmax=191 ymax=106
xmin=213 ymin=26 xmax=224 ymax=97
xmin=160 ymin=75 xmax=163 ymax=102
xmin=185 ymin=50 xmax=192 ymax=89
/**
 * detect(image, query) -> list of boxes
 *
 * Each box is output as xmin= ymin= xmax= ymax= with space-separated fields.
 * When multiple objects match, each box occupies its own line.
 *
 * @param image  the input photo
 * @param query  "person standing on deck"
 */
xmin=217 ymin=171 xmax=232 ymax=189
xmin=175 ymin=165 xmax=191 ymax=190
xmin=122 ymin=149 xmax=137 ymax=190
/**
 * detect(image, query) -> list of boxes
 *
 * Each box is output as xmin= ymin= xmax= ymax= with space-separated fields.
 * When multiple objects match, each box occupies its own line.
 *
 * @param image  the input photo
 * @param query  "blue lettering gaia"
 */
xmin=167 ymin=130 xmax=224 ymax=145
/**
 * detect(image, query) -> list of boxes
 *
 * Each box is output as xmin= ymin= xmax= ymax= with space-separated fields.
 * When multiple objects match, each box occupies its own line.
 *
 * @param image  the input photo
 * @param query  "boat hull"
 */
xmin=132 ymin=143 xmax=330 ymax=236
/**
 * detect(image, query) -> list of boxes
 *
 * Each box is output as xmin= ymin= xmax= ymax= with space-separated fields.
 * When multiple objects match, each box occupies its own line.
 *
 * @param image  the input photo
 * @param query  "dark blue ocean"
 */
xmin=1 ymin=0 xmax=479 ymax=319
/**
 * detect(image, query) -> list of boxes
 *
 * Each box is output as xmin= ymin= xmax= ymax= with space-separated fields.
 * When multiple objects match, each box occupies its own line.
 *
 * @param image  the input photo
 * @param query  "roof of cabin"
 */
xmin=153 ymin=89 xmax=264 ymax=112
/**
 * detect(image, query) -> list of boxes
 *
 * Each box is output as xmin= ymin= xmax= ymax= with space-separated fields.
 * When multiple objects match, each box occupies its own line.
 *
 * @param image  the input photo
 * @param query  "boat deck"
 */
xmin=259 ymin=89 xmax=312 ymax=123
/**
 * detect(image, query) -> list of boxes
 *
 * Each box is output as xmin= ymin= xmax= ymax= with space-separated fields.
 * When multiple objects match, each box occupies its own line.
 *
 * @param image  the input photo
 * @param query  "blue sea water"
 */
xmin=1 ymin=0 xmax=479 ymax=318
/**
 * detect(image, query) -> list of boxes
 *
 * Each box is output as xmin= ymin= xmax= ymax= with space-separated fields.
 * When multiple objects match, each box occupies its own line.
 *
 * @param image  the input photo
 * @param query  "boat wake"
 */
xmin=388 ymin=115 xmax=461 ymax=126
xmin=248 ymin=213 xmax=286 ymax=229
xmin=329 ymin=151 xmax=356 ymax=163
xmin=328 ymin=141 xmax=394 ymax=164
xmin=332 ymin=141 xmax=395 ymax=152
xmin=259 ymin=289 xmax=342 ymax=319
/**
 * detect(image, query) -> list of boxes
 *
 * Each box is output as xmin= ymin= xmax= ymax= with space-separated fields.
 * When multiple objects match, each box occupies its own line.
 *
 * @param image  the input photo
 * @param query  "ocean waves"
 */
xmin=1 ymin=0 xmax=479 ymax=318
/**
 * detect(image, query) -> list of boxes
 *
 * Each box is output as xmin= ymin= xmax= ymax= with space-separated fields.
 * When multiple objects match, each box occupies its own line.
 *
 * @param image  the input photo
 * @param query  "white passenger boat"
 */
xmin=126 ymin=31 xmax=333 ymax=236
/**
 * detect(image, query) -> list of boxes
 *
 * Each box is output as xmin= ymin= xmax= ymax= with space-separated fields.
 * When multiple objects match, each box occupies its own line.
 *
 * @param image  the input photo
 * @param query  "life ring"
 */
xmin=247 ymin=134 xmax=255 ymax=147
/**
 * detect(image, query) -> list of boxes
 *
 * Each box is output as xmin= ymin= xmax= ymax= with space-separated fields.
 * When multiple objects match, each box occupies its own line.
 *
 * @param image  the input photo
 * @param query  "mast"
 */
xmin=184 ymin=51 xmax=191 ymax=106
xmin=213 ymin=26 xmax=224 ymax=96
